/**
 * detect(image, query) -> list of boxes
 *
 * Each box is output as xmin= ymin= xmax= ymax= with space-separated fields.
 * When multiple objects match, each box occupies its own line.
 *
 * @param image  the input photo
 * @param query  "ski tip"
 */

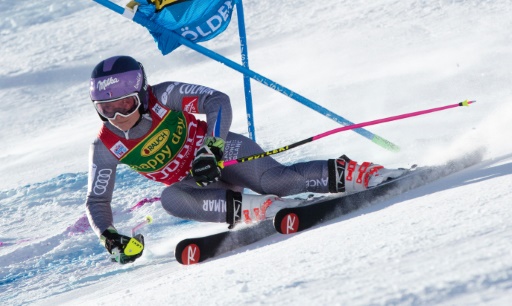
xmin=176 ymin=243 xmax=201 ymax=265
xmin=276 ymin=212 xmax=300 ymax=234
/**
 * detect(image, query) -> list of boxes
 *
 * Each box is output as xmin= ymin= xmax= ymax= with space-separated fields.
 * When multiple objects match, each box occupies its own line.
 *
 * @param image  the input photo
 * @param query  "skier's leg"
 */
xmin=160 ymin=178 xmax=242 ymax=223
xmin=220 ymin=132 xmax=330 ymax=196
xmin=161 ymin=132 xmax=404 ymax=226
xmin=220 ymin=133 xmax=406 ymax=226
xmin=221 ymin=133 xmax=406 ymax=195
xmin=160 ymin=132 xmax=327 ymax=225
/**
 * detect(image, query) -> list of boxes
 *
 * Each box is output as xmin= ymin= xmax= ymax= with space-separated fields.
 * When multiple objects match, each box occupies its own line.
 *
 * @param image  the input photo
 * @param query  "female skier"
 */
xmin=86 ymin=55 xmax=404 ymax=263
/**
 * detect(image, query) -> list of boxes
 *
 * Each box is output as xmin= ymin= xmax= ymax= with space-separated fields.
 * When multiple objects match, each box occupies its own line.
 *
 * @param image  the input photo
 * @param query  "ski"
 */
xmin=173 ymin=169 xmax=420 ymax=265
xmin=175 ymin=149 xmax=484 ymax=264
xmin=273 ymin=150 xmax=484 ymax=234
xmin=175 ymin=220 xmax=276 ymax=265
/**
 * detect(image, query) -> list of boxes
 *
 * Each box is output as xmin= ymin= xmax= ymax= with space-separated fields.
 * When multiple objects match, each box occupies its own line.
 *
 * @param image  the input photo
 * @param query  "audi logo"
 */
xmin=93 ymin=168 xmax=112 ymax=195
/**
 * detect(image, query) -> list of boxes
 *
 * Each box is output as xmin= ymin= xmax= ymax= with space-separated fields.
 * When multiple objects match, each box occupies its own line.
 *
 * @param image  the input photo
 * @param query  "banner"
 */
xmin=134 ymin=0 xmax=238 ymax=54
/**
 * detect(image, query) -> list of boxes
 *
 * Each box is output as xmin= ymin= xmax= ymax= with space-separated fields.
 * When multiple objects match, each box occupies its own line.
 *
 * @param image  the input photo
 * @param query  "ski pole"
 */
xmin=129 ymin=197 xmax=161 ymax=212
xmin=112 ymin=215 xmax=153 ymax=261
xmin=131 ymin=215 xmax=153 ymax=236
xmin=219 ymin=100 xmax=475 ymax=168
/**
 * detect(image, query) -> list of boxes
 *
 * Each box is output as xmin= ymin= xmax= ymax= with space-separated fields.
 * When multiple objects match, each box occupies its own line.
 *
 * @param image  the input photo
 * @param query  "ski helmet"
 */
xmin=90 ymin=55 xmax=149 ymax=121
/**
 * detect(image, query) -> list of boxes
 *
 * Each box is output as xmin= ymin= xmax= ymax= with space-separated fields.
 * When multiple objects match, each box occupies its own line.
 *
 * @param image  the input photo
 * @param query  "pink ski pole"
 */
xmin=219 ymin=100 xmax=475 ymax=168
xmin=131 ymin=215 xmax=153 ymax=236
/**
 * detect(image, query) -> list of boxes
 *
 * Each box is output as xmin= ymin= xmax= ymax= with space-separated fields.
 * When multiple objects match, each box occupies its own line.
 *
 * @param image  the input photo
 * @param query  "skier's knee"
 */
xmin=160 ymin=186 xmax=185 ymax=218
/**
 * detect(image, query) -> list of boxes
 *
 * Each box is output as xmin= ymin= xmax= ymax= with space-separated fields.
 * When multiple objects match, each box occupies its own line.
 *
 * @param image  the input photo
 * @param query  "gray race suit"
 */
xmin=85 ymin=82 xmax=330 ymax=237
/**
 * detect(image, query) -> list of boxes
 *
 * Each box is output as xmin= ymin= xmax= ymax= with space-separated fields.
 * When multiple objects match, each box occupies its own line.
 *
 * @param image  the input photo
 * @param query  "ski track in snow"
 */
xmin=2 ymin=0 xmax=512 ymax=305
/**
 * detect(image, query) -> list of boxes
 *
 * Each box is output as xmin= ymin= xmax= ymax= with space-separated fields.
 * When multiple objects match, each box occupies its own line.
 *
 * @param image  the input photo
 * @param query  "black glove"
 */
xmin=101 ymin=227 xmax=144 ymax=264
xmin=191 ymin=137 xmax=225 ymax=186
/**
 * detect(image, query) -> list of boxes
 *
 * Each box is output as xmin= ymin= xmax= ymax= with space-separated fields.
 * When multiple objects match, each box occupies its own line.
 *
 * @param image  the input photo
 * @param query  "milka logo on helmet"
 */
xmin=97 ymin=77 xmax=119 ymax=91
xmin=141 ymin=129 xmax=170 ymax=157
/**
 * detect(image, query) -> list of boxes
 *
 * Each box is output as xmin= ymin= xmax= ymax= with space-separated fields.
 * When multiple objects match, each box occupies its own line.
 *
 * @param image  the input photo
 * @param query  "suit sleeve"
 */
xmin=85 ymin=138 xmax=119 ymax=237
xmin=151 ymin=82 xmax=232 ymax=140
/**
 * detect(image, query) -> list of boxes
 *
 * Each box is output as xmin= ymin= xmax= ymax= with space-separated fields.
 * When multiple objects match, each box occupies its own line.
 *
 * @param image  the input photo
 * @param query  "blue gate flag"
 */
xmin=134 ymin=0 xmax=238 ymax=55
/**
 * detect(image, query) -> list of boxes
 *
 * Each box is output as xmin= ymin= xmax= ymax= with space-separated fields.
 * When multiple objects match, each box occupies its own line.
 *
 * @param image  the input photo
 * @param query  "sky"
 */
xmin=1 ymin=0 xmax=512 ymax=305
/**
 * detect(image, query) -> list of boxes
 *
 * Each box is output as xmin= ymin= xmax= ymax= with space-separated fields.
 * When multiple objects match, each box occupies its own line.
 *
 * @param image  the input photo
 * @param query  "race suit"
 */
xmin=85 ymin=82 xmax=330 ymax=237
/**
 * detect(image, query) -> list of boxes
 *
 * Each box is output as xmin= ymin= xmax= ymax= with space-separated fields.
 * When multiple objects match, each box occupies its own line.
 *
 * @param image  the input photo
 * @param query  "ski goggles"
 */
xmin=93 ymin=93 xmax=141 ymax=120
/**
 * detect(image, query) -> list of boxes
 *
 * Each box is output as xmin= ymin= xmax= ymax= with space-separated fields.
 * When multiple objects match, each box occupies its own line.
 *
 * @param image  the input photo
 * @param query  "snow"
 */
xmin=1 ymin=0 xmax=512 ymax=305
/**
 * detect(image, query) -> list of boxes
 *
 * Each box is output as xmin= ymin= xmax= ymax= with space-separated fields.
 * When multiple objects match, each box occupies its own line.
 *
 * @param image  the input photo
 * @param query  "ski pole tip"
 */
xmin=146 ymin=215 xmax=153 ymax=224
xmin=459 ymin=100 xmax=476 ymax=106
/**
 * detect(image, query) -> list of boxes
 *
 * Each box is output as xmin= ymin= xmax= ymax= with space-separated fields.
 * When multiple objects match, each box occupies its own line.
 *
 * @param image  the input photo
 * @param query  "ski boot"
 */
xmin=328 ymin=155 xmax=406 ymax=193
xmin=226 ymin=192 xmax=301 ymax=229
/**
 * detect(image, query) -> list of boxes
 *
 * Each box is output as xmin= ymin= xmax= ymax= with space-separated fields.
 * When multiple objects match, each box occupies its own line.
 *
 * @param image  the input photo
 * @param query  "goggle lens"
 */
xmin=94 ymin=93 xmax=141 ymax=119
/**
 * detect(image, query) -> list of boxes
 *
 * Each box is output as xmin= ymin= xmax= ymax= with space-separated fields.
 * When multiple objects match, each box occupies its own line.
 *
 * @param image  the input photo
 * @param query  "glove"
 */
xmin=191 ymin=136 xmax=225 ymax=187
xmin=101 ymin=227 xmax=144 ymax=264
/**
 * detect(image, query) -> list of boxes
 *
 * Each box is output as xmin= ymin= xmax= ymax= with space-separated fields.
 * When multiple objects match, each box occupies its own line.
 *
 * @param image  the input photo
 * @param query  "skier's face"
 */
xmin=108 ymin=110 xmax=141 ymax=131
xmin=93 ymin=93 xmax=142 ymax=131
xmin=93 ymin=93 xmax=140 ymax=120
